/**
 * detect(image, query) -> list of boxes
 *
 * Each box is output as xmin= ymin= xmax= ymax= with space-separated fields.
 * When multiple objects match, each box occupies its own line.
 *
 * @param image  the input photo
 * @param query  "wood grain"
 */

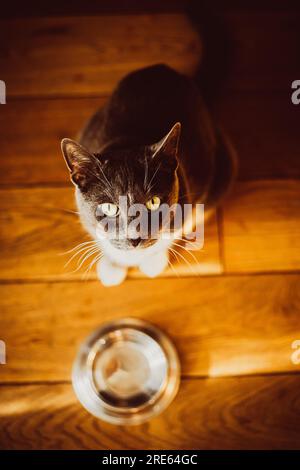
xmin=1 ymin=7 xmax=300 ymax=452
xmin=222 ymin=180 xmax=300 ymax=273
xmin=2 ymin=180 xmax=300 ymax=280
xmin=0 ymin=187 xmax=221 ymax=280
xmin=1 ymin=93 xmax=299 ymax=187
xmin=0 ymin=10 xmax=299 ymax=98
xmin=215 ymin=92 xmax=300 ymax=180
xmin=0 ymin=98 xmax=106 ymax=186
xmin=1 ymin=274 xmax=299 ymax=382
xmin=222 ymin=10 xmax=300 ymax=91
xmin=0 ymin=14 xmax=201 ymax=98
xmin=1 ymin=375 xmax=300 ymax=449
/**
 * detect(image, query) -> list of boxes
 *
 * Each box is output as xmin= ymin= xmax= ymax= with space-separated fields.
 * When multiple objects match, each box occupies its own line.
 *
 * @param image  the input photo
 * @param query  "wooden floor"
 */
xmin=0 ymin=3 xmax=300 ymax=450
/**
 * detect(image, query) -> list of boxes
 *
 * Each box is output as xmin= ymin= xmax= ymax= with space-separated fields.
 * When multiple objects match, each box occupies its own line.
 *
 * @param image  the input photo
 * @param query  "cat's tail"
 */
xmin=204 ymin=126 xmax=238 ymax=211
xmin=186 ymin=1 xmax=238 ymax=210
xmin=186 ymin=1 xmax=233 ymax=105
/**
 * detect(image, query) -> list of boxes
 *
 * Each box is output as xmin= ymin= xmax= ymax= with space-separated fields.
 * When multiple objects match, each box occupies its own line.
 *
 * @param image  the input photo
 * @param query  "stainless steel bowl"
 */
xmin=72 ymin=318 xmax=180 ymax=425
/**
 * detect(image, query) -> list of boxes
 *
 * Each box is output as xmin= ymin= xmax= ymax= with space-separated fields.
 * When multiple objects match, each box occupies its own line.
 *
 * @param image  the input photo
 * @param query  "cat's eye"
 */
xmin=146 ymin=196 xmax=161 ymax=211
xmin=99 ymin=202 xmax=119 ymax=217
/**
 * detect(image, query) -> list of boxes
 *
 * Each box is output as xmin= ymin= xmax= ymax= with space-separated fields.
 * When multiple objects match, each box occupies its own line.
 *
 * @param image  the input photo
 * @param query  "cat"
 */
xmin=61 ymin=64 xmax=236 ymax=286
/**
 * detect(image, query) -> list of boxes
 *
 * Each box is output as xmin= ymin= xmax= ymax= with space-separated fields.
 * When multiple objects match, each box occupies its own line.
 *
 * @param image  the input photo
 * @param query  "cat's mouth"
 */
xmin=109 ymin=238 xmax=157 ymax=250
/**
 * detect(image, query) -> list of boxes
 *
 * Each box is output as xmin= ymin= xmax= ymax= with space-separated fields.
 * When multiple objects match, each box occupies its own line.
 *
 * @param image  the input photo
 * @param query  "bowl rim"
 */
xmin=72 ymin=317 xmax=181 ymax=425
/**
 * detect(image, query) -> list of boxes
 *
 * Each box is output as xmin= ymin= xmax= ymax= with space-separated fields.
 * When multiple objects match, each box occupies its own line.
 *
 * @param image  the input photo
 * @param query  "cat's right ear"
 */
xmin=61 ymin=138 xmax=97 ymax=190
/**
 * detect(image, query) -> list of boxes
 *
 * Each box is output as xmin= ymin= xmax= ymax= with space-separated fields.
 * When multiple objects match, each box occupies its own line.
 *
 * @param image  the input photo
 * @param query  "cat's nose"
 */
xmin=129 ymin=237 xmax=141 ymax=247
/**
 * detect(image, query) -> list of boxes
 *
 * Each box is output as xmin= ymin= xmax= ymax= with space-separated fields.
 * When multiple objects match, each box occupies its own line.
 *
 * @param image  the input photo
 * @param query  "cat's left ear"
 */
xmin=61 ymin=138 xmax=98 ymax=190
xmin=151 ymin=122 xmax=181 ymax=169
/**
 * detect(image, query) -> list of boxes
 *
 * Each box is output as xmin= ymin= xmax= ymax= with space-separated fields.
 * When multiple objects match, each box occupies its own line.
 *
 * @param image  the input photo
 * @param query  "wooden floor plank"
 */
xmin=0 ymin=187 xmax=221 ymax=280
xmin=0 ymin=98 xmax=106 ymax=186
xmin=215 ymin=92 xmax=300 ymax=180
xmin=222 ymin=180 xmax=300 ymax=273
xmin=0 ymin=14 xmax=201 ymax=98
xmin=1 ymin=180 xmax=299 ymax=281
xmin=1 ymin=7 xmax=300 ymax=453
xmin=0 ymin=11 xmax=299 ymax=98
xmin=1 ymin=93 xmax=299 ymax=187
xmin=222 ymin=10 xmax=300 ymax=91
xmin=1 ymin=274 xmax=299 ymax=382
xmin=0 ymin=375 xmax=299 ymax=449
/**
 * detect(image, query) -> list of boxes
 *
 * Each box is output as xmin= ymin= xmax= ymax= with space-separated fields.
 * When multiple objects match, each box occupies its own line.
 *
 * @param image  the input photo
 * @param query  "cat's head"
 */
xmin=61 ymin=122 xmax=181 ymax=250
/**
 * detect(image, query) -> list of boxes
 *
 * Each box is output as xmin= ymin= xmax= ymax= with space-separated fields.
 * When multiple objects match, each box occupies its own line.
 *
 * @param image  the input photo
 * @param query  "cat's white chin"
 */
xmin=98 ymin=237 xmax=172 ymax=268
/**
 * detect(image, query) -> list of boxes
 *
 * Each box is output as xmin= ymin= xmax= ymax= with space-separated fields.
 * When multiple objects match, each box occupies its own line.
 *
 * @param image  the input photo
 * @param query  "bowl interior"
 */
xmin=91 ymin=328 xmax=168 ymax=408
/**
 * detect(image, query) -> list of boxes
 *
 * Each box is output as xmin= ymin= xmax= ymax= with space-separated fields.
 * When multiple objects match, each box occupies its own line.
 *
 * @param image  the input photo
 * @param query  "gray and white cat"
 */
xmin=61 ymin=64 xmax=236 ymax=286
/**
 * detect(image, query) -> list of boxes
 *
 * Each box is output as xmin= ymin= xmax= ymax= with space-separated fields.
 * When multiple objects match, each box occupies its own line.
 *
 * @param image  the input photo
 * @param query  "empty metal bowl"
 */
xmin=72 ymin=318 xmax=180 ymax=425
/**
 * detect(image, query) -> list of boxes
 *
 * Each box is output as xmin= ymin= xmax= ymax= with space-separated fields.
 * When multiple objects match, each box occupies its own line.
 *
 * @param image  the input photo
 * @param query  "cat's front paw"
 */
xmin=139 ymin=251 xmax=168 ymax=278
xmin=97 ymin=257 xmax=127 ymax=286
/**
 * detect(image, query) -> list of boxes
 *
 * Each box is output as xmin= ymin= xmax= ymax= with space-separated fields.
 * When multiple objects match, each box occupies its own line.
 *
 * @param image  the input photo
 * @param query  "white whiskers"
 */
xmin=172 ymin=241 xmax=199 ymax=265
xmin=62 ymin=239 xmax=102 ymax=276
xmin=169 ymin=245 xmax=197 ymax=275
xmin=82 ymin=252 xmax=104 ymax=280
